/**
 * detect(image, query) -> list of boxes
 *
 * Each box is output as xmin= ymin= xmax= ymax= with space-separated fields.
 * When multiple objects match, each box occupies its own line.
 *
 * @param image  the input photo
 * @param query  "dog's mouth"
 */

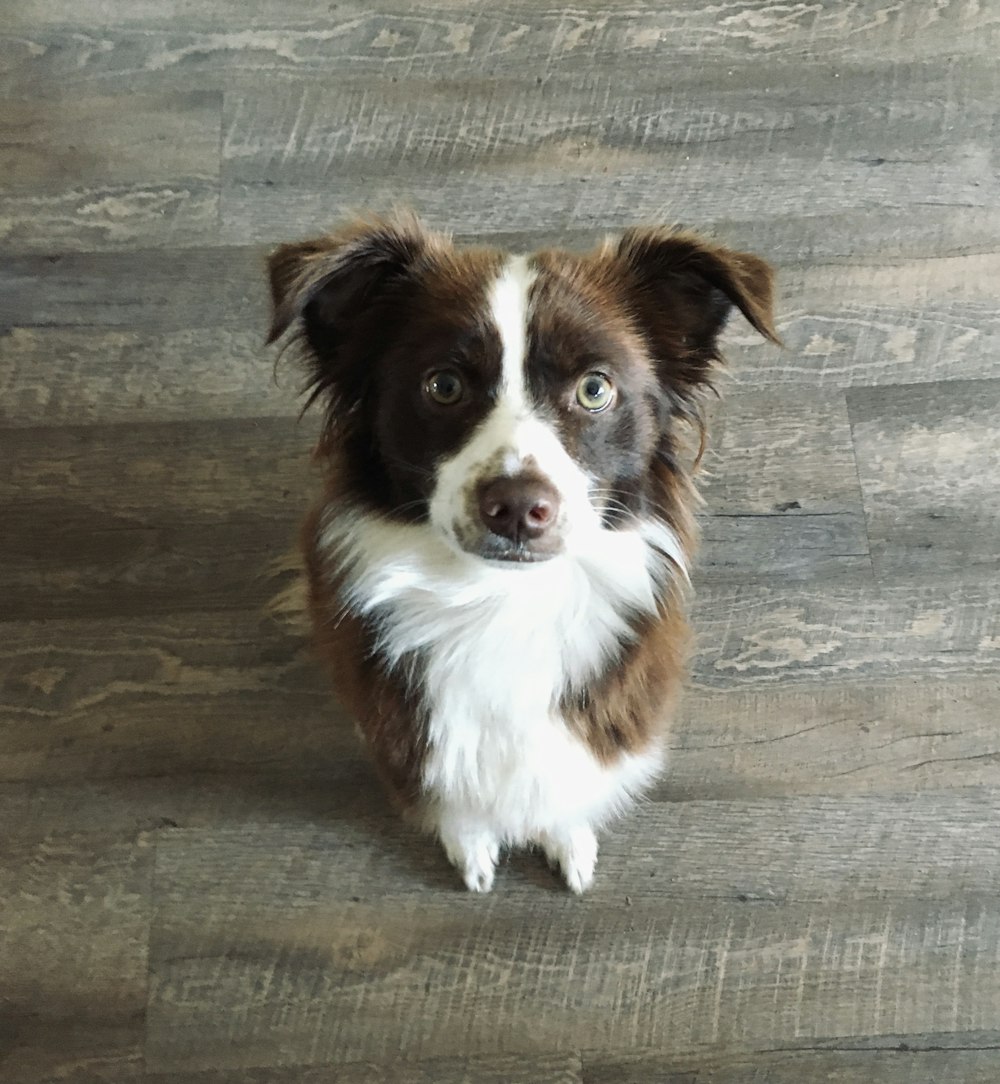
xmin=457 ymin=531 xmax=563 ymax=566
xmin=479 ymin=545 xmax=558 ymax=566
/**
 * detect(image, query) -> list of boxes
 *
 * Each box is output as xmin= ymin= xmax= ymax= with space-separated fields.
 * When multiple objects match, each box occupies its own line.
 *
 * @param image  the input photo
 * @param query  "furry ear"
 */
xmin=615 ymin=227 xmax=780 ymax=370
xmin=266 ymin=213 xmax=444 ymax=425
xmin=266 ymin=212 xmax=437 ymax=349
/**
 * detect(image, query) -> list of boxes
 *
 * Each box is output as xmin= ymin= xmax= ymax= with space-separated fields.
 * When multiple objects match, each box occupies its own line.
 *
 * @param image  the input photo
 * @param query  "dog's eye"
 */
xmin=424 ymin=369 xmax=464 ymax=406
xmin=576 ymin=372 xmax=615 ymax=412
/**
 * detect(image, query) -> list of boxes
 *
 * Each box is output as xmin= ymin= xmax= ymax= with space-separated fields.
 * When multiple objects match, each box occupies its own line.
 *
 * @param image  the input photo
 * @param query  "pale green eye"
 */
xmin=576 ymin=372 xmax=615 ymax=412
xmin=424 ymin=369 xmax=464 ymax=405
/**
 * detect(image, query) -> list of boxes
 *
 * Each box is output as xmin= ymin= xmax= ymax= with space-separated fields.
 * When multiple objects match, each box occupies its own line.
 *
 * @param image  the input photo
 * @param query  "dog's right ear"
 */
xmin=266 ymin=213 xmax=436 ymax=352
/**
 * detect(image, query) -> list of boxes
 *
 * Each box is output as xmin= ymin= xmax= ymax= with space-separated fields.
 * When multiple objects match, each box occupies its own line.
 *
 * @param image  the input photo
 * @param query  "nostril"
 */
xmin=525 ymin=501 xmax=553 ymax=527
xmin=483 ymin=501 xmax=509 ymax=523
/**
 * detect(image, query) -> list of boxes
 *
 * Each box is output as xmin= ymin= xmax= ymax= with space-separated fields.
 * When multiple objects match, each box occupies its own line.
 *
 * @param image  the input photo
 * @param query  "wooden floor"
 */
xmin=3 ymin=2 xmax=1000 ymax=1081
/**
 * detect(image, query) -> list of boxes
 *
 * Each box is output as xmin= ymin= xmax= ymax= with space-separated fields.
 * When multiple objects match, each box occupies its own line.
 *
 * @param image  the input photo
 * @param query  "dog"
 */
xmin=267 ymin=212 xmax=777 ymax=893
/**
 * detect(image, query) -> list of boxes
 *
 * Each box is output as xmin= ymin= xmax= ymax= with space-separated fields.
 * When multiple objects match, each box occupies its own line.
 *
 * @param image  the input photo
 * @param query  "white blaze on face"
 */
xmin=429 ymin=255 xmax=599 ymax=554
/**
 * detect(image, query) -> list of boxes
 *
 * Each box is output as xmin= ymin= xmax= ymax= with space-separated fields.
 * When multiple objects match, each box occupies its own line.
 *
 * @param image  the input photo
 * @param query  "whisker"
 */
xmin=378 ymin=452 xmax=437 ymax=482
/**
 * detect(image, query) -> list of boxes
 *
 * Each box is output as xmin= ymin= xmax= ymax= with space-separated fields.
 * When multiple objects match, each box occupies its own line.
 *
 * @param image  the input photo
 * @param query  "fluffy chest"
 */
xmin=325 ymin=510 xmax=676 ymax=836
xmin=406 ymin=565 xmax=666 ymax=837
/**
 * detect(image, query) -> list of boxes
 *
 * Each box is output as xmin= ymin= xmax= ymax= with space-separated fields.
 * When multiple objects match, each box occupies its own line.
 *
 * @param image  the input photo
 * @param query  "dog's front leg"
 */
xmin=435 ymin=809 xmax=501 ymax=893
xmin=538 ymin=824 xmax=598 ymax=894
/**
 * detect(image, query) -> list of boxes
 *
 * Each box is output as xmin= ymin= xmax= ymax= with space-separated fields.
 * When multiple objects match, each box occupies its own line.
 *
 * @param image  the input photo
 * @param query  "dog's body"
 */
xmin=269 ymin=214 xmax=777 ymax=892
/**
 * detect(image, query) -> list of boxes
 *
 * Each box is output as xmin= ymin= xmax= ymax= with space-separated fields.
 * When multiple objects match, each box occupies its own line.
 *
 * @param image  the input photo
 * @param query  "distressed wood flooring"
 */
xmin=2 ymin=2 xmax=999 ymax=1081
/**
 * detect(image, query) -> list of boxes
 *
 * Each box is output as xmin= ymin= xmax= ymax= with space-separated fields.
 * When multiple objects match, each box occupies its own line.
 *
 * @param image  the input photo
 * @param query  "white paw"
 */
xmin=442 ymin=833 xmax=499 ymax=894
xmin=540 ymin=826 xmax=598 ymax=894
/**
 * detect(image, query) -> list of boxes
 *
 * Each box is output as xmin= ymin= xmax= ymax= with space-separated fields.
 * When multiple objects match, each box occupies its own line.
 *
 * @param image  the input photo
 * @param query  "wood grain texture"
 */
xmin=1 ymin=508 xmax=292 ymax=619
xmin=0 ymin=834 xmax=151 ymax=1083
xmin=698 ymin=388 xmax=870 ymax=582
xmin=0 ymin=184 xmax=219 ymax=254
xmin=147 ymin=1052 xmax=583 ymax=1083
xmin=0 ymin=609 xmax=354 ymax=784
xmin=584 ymin=1045 xmax=1000 ymax=1084
xmin=3 ymin=2 xmax=997 ymax=101
xmin=667 ymin=679 xmax=1000 ymax=799
xmin=691 ymin=582 xmax=999 ymax=687
xmin=0 ymin=247 xmax=264 ymax=329
xmin=221 ymin=161 xmax=999 ymax=247
xmin=222 ymin=60 xmax=998 ymax=186
xmin=1 ymin=419 xmax=311 ymax=618
xmin=0 ymin=92 xmax=221 ymax=253
xmin=848 ymin=379 xmax=1000 ymax=583
xmin=147 ymin=820 xmax=1000 ymax=1069
xmin=0 ymin=327 xmax=302 ymax=427
xmin=2 ymin=417 xmax=315 ymax=521
xmin=0 ymin=92 xmax=220 ymax=189
xmin=702 ymin=390 xmax=863 ymax=516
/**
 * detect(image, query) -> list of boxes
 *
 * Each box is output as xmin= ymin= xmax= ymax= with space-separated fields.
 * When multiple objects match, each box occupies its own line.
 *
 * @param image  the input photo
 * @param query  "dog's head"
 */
xmin=268 ymin=213 xmax=777 ymax=566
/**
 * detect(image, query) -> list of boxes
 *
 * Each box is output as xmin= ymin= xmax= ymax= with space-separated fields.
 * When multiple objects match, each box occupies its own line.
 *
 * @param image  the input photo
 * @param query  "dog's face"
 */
xmin=268 ymin=215 xmax=777 ymax=564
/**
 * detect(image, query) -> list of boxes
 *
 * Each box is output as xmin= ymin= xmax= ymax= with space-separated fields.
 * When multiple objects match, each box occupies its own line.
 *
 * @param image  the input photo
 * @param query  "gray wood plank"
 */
xmin=147 ymin=818 xmax=1000 ymax=1069
xmin=0 ymin=247 xmax=263 ymax=329
xmin=691 ymin=581 xmax=999 ymax=687
xmin=0 ymin=608 xmax=352 ymax=784
xmin=700 ymin=513 xmax=870 ymax=583
xmin=222 ymin=59 xmax=998 ymax=187
xmin=726 ymin=292 xmax=1000 ymax=389
xmin=0 ymin=92 xmax=221 ymax=253
xmin=698 ymin=388 xmax=869 ymax=582
xmin=1 ymin=507 xmax=293 ymax=619
xmin=0 ymin=299 xmax=611 ymax=417
xmin=0 ymin=771 xmax=379 ymax=850
xmin=702 ymin=390 xmax=863 ymax=516
xmin=0 ymin=92 xmax=220 ymax=189
xmin=0 ymin=184 xmax=219 ymax=254
xmin=2 ymin=418 xmax=314 ymax=522
xmin=667 ymin=679 xmax=1000 ymax=799
xmin=146 ymin=1052 xmax=583 ymax=1083
xmin=0 ymin=419 xmax=311 ymax=618
xmin=0 ymin=833 xmax=151 ymax=1083
xmin=221 ymin=157 xmax=998 ymax=246
xmin=848 ymin=379 xmax=1000 ymax=583
xmin=6 ymin=0 xmax=996 ymax=52
xmin=11 ymin=1051 xmax=582 ymax=1084
xmin=0 ymin=327 xmax=301 ymax=427
xmin=583 ymin=1045 xmax=1000 ymax=1084
xmin=3 ymin=2 xmax=997 ymax=100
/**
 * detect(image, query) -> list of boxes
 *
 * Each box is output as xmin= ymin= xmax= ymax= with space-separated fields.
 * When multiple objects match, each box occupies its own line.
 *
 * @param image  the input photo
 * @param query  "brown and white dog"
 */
xmin=267 ymin=213 xmax=777 ymax=893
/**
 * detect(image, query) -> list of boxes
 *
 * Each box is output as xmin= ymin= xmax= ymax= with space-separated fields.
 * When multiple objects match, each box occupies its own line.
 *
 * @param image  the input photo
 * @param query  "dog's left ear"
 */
xmin=266 ymin=213 xmax=434 ymax=350
xmin=615 ymin=227 xmax=780 ymax=385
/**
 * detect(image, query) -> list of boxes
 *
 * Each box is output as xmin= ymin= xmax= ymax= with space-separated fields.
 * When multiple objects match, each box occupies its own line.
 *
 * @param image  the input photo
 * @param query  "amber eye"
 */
xmin=424 ymin=369 xmax=464 ymax=406
xmin=576 ymin=372 xmax=615 ymax=412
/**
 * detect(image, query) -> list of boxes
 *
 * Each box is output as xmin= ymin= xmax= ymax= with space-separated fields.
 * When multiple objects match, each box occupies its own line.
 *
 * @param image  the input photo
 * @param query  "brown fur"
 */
xmin=301 ymin=500 xmax=428 ymax=809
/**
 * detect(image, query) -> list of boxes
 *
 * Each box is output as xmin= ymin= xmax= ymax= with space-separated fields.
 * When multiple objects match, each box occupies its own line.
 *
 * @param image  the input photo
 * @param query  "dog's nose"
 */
xmin=477 ymin=476 xmax=560 ymax=543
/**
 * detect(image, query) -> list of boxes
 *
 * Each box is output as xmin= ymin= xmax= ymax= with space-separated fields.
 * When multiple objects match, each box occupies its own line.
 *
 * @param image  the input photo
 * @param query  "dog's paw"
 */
xmin=540 ymin=826 xmax=598 ymax=894
xmin=441 ymin=831 xmax=499 ymax=893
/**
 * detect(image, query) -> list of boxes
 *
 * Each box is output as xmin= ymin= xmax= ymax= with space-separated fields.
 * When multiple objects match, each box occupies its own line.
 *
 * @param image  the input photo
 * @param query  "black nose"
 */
xmin=477 ymin=475 xmax=560 ymax=543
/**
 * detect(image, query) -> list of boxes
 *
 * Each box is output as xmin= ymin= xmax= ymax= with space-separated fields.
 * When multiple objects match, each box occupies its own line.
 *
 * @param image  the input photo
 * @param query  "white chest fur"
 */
xmin=321 ymin=507 xmax=678 ymax=890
